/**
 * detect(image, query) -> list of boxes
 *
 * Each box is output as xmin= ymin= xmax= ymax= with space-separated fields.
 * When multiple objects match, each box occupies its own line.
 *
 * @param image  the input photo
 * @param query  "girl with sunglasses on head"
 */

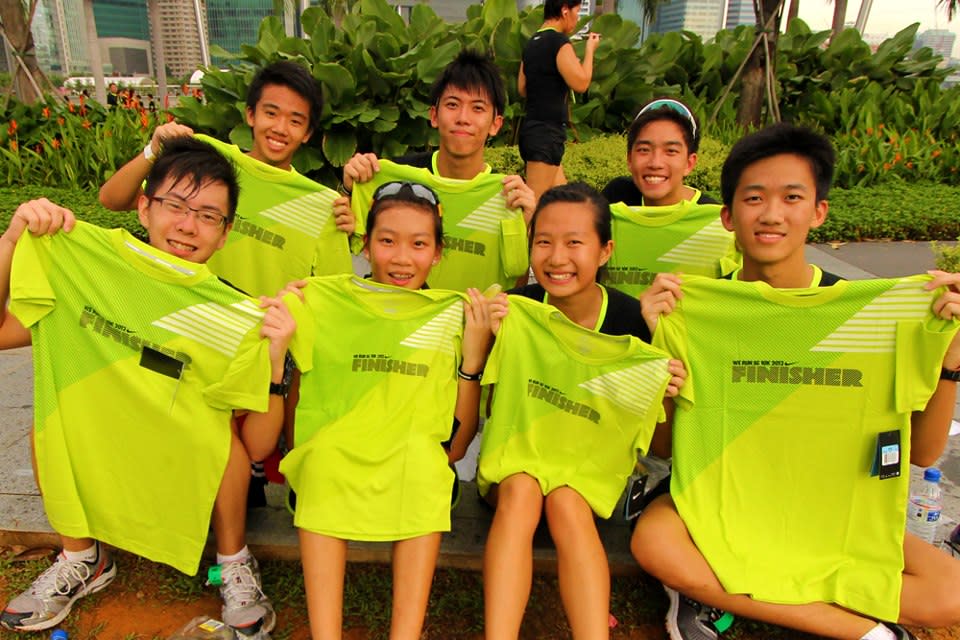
xmin=279 ymin=181 xmax=495 ymax=640
xmin=480 ymin=183 xmax=686 ymax=639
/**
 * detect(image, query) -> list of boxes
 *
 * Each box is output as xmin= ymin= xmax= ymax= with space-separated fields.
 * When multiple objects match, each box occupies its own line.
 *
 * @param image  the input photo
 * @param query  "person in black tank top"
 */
xmin=518 ymin=0 xmax=600 ymax=200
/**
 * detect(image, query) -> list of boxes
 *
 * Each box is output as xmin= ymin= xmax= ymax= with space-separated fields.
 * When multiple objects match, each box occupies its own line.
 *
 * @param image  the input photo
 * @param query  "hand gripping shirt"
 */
xmin=196 ymin=134 xmax=352 ymax=296
xmin=655 ymin=275 xmax=959 ymax=621
xmin=279 ymin=275 xmax=466 ymax=540
xmin=9 ymin=221 xmax=272 ymax=574
xmin=604 ymin=200 xmax=740 ymax=296
xmin=477 ymin=296 xmax=672 ymax=517
xmin=351 ymin=160 xmax=528 ymax=291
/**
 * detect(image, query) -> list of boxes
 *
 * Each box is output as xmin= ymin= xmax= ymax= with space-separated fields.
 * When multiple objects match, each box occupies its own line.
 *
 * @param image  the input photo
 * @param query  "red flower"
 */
xmin=81 ymin=120 xmax=92 ymax=129
xmin=42 ymin=107 xmax=50 ymax=119
xmin=6 ymin=119 xmax=17 ymax=136
xmin=68 ymin=102 xmax=75 ymax=113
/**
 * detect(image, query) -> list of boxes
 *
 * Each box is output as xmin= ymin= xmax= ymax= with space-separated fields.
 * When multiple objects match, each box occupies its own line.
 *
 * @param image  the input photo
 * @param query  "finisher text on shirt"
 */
xmin=352 ymin=353 xmax=429 ymax=377
xmin=527 ymin=379 xmax=601 ymax=423
xmin=731 ymin=360 xmax=863 ymax=387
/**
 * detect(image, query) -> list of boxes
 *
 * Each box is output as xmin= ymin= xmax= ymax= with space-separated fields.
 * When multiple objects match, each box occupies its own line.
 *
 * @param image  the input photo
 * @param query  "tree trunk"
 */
xmin=736 ymin=0 xmax=782 ymax=128
xmin=830 ymin=0 xmax=848 ymax=40
xmin=82 ymin=0 xmax=106 ymax=104
xmin=786 ymin=0 xmax=799 ymax=28
xmin=0 ymin=0 xmax=47 ymax=104
xmin=148 ymin=0 xmax=167 ymax=106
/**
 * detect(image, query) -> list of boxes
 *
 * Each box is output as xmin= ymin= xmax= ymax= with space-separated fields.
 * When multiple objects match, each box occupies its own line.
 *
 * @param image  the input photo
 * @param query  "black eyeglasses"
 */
xmin=372 ymin=181 xmax=442 ymax=213
xmin=151 ymin=196 xmax=227 ymax=228
xmin=636 ymin=98 xmax=698 ymax=139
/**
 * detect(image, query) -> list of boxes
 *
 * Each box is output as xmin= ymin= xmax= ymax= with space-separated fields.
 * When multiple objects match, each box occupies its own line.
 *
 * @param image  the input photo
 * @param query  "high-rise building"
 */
xmin=207 ymin=0 xmax=273 ymax=61
xmin=650 ymin=0 xmax=724 ymax=41
xmin=94 ymin=0 xmax=151 ymax=75
xmin=35 ymin=0 xmax=90 ymax=75
xmin=155 ymin=0 xmax=206 ymax=79
xmin=724 ymin=0 xmax=753 ymax=29
xmin=916 ymin=29 xmax=957 ymax=61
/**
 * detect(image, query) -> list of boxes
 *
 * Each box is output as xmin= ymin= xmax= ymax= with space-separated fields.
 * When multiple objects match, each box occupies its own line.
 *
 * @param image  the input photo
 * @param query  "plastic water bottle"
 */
xmin=906 ymin=468 xmax=943 ymax=544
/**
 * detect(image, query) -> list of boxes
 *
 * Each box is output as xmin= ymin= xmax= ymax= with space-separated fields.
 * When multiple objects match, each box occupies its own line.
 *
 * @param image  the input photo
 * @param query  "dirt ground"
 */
xmin=1 ymin=546 xmax=959 ymax=640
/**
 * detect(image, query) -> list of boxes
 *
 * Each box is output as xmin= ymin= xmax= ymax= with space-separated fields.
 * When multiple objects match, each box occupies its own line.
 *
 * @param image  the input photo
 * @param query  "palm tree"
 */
xmin=0 ymin=0 xmax=48 ymax=104
xmin=939 ymin=0 xmax=959 ymax=19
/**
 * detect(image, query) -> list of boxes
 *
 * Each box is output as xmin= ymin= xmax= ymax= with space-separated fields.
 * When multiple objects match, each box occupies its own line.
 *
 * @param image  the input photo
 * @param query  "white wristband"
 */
xmin=143 ymin=142 xmax=156 ymax=163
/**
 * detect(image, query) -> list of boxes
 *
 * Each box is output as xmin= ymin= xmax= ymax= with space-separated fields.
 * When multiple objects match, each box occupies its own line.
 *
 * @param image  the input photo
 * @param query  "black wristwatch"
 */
xmin=941 ymin=367 xmax=960 ymax=382
xmin=270 ymin=352 xmax=295 ymax=396
xmin=269 ymin=381 xmax=290 ymax=396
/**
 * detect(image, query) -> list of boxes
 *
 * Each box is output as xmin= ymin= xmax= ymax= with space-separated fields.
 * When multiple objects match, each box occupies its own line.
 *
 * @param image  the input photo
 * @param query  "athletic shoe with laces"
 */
xmin=664 ymin=586 xmax=734 ymax=640
xmin=208 ymin=555 xmax=276 ymax=637
xmin=0 ymin=542 xmax=116 ymax=632
xmin=887 ymin=623 xmax=918 ymax=640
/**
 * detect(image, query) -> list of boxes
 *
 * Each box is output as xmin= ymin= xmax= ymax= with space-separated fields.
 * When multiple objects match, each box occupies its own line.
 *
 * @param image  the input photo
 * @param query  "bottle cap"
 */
xmin=206 ymin=564 xmax=223 ymax=586
xmin=50 ymin=630 xmax=68 ymax=640
xmin=923 ymin=467 xmax=942 ymax=482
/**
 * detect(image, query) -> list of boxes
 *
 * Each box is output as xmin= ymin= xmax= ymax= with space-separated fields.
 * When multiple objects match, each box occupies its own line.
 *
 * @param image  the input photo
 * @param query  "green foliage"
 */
xmin=933 ymin=240 xmax=960 ymax=272
xmin=810 ymin=183 xmax=960 ymax=242
xmin=0 ymin=185 xmax=146 ymax=240
xmin=0 ymin=95 xmax=161 ymax=191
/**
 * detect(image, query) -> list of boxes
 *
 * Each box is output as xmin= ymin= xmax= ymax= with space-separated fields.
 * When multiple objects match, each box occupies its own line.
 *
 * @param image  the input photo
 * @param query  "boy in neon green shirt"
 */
xmin=0 ymin=138 xmax=294 ymax=636
xmin=631 ymin=123 xmax=960 ymax=640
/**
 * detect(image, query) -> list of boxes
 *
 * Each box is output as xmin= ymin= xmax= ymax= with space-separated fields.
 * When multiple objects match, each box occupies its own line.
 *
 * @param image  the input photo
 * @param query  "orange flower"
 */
xmin=79 ymin=93 xmax=86 ymax=106
xmin=79 ymin=105 xmax=86 ymax=117
xmin=866 ymin=127 xmax=874 ymax=135
xmin=883 ymin=162 xmax=892 ymax=171
xmin=140 ymin=112 xmax=149 ymax=129
xmin=878 ymin=123 xmax=885 ymax=130
xmin=6 ymin=119 xmax=16 ymax=136
xmin=51 ymin=138 xmax=61 ymax=149
xmin=42 ymin=107 xmax=50 ymax=118
xmin=68 ymin=102 xmax=75 ymax=113
xmin=933 ymin=149 xmax=942 ymax=158
xmin=906 ymin=161 xmax=914 ymax=169
xmin=57 ymin=117 xmax=65 ymax=126
xmin=81 ymin=119 xmax=91 ymax=129
xmin=893 ymin=153 xmax=902 ymax=163
xmin=9 ymin=140 xmax=17 ymax=151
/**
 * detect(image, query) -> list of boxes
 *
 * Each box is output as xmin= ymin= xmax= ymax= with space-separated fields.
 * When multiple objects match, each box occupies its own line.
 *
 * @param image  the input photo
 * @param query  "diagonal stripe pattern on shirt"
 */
xmin=153 ymin=300 xmax=263 ymax=357
xmin=579 ymin=359 xmax=671 ymax=415
xmin=399 ymin=304 xmax=462 ymax=355
xmin=259 ymin=191 xmax=338 ymax=237
xmin=456 ymin=194 xmax=514 ymax=234
xmin=811 ymin=281 xmax=932 ymax=353
xmin=657 ymin=218 xmax=733 ymax=267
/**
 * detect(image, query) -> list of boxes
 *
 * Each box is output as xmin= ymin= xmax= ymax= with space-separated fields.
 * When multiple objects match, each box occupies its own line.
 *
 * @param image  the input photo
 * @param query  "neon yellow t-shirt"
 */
xmin=655 ymin=275 xmax=958 ymax=621
xmin=197 ymin=135 xmax=352 ymax=296
xmin=280 ymin=274 xmax=465 ymax=541
xmin=9 ymin=221 xmax=272 ymax=574
xmin=604 ymin=200 xmax=739 ymax=296
xmin=351 ymin=160 xmax=528 ymax=291
xmin=478 ymin=296 xmax=672 ymax=517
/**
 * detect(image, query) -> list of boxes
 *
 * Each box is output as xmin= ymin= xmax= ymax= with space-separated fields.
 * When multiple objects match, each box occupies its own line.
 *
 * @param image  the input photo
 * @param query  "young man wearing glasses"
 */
xmin=0 ymin=138 xmax=294 ymax=637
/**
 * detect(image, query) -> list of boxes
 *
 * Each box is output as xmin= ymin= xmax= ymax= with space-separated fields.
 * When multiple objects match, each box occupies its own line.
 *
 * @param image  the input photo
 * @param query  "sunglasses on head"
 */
xmin=372 ymin=181 xmax=441 ymax=210
xmin=636 ymin=98 xmax=697 ymax=139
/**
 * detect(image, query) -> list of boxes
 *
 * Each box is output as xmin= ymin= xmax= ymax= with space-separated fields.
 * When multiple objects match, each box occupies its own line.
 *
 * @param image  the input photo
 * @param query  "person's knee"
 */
xmin=544 ymin=488 xmax=593 ymax=541
xmin=495 ymin=474 xmax=543 ymax=529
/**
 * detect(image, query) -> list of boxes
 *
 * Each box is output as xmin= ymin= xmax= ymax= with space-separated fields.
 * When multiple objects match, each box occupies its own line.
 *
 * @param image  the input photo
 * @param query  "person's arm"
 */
xmin=448 ymin=288 xmax=495 ymax=463
xmin=0 ymin=199 xmax=77 ymax=349
xmin=555 ymin=33 xmax=600 ymax=94
xmin=236 ymin=296 xmax=297 ymax=461
xmin=99 ymin=122 xmax=194 ymax=211
xmin=910 ymin=270 xmax=960 ymax=465
xmin=648 ymin=398 xmax=675 ymax=458
xmin=517 ymin=62 xmax=527 ymax=98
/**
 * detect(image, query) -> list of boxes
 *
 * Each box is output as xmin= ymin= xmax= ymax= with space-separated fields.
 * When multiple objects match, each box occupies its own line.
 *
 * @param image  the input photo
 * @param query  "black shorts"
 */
xmin=519 ymin=119 xmax=566 ymax=165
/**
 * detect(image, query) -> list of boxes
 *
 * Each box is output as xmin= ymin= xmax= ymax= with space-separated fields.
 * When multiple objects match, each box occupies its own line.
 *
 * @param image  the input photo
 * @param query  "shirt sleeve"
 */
xmin=652 ymin=303 xmax=694 ymax=409
xmin=895 ymin=314 xmax=960 ymax=413
xmin=9 ymin=232 xmax=56 ymax=329
xmin=203 ymin=325 xmax=272 ymax=412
